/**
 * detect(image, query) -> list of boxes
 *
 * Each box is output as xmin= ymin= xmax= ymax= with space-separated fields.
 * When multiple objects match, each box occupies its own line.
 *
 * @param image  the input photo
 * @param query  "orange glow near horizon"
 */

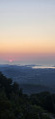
xmin=0 ymin=38 xmax=55 ymax=54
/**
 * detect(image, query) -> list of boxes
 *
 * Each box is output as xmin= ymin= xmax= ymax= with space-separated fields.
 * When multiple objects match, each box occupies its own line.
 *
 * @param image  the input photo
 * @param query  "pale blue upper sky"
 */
xmin=0 ymin=0 xmax=55 ymax=65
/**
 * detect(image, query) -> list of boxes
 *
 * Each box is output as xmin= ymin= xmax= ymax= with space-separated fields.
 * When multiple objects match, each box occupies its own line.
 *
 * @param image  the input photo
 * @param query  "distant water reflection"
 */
xmin=32 ymin=65 xmax=55 ymax=69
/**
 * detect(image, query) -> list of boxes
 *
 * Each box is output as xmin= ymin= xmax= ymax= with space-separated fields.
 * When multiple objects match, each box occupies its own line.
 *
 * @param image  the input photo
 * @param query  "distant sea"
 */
xmin=0 ymin=63 xmax=55 ymax=69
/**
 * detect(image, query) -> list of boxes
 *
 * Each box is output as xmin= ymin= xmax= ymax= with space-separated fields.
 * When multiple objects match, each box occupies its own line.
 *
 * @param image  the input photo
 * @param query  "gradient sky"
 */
xmin=0 ymin=0 xmax=55 ymax=65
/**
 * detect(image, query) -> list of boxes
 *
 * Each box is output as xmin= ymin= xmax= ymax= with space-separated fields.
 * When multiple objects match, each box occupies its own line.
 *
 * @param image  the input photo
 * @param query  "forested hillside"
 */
xmin=0 ymin=72 xmax=55 ymax=119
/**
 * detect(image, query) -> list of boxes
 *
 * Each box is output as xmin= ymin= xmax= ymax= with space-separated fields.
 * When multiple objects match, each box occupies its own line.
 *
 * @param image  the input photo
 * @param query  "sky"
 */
xmin=0 ymin=0 xmax=55 ymax=65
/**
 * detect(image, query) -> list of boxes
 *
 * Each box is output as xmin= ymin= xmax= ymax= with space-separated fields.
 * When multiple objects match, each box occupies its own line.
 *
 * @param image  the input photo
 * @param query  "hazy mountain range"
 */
xmin=0 ymin=64 xmax=55 ymax=94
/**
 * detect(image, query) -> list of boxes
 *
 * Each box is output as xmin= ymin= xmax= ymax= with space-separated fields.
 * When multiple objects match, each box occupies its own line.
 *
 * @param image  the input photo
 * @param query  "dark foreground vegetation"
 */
xmin=0 ymin=72 xmax=55 ymax=119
